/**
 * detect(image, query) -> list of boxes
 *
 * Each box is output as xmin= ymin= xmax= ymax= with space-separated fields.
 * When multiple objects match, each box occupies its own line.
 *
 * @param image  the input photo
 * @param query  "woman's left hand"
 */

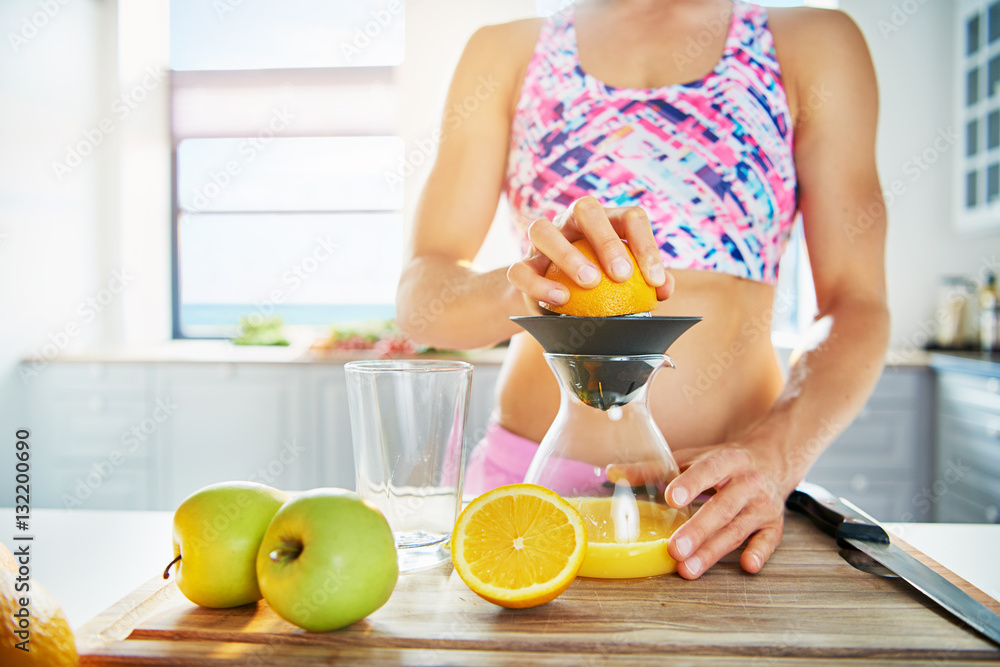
xmin=665 ymin=442 xmax=795 ymax=579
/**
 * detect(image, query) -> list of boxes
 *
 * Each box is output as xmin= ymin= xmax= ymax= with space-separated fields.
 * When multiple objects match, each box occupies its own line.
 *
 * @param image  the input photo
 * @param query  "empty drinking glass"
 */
xmin=345 ymin=360 xmax=473 ymax=572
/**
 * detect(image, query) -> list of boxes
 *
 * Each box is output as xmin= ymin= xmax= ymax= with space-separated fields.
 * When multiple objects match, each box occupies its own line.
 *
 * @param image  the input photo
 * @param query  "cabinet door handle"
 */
xmin=987 ymin=378 xmax=1000 ymax=394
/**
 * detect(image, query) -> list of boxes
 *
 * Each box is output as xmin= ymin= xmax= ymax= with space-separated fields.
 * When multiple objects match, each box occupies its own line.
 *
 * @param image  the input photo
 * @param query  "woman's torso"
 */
xmin=494 ymin=0 xmax=801 ymax=447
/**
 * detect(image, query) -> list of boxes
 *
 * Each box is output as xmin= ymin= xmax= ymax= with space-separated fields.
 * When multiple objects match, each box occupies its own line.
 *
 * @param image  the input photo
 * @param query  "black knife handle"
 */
xmin=786 ymin=481 xmax=890 ymax=545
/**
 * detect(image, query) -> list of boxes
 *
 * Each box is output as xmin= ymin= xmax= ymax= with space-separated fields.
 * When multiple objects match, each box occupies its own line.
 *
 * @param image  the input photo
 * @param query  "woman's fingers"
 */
xmin=672 ymin=446 xmax=714 ymax=470
xmin=605 ymin=460 xmax=672 ymax=486
xmin=675 ymin=508 xmax=764 ymax=579
xmin=667 ymin=473 xmax=759 ymax=565
xmin=507 ymin=259 xmax=568 ymax=308
xmin=741 ymin=523 xmax=783 ymax=574
xmin=527 ymin=217 xmax=601 ymax=288
xmin=605 ymin=207 xmax=666 ymax=288
xmin=665 ymin=448 xmax=748 ymax=509
xmin=657 ymin=269 xmax=676 ymax=302
xmin=522 ymin=201 xmax=672 ymax=299
xmin=565 ymin=197 xmax=634 ymax=281
xmin=662 ymin=444 xmax=787 ymax=579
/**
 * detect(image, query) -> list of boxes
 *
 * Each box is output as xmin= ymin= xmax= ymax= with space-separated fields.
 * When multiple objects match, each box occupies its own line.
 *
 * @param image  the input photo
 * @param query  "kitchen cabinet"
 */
xmin=21 ymin=363 xmax=157 ymax=511
xmin=805 ymin=366 xmax=935 ymax=522
xmin=933 ymin=358 xmax=1000 ymax=524
xmin=16 ymin=357 xmax=503 ymax=511
xmin=15 ymin=356 xmax=944 ymax=518
xmin=153 ymin=364 xmax=308 ymax=508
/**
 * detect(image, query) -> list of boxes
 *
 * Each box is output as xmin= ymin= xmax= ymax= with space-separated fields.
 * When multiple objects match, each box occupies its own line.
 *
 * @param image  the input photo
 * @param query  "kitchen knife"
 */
xmin=787 ymin=481 xmax=1000 ymax=647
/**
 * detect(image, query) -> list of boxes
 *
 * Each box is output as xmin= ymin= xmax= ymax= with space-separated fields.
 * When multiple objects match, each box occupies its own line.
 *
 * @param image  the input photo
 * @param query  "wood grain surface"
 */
xmin=77 ymin=513 xmax=1000 ymax=665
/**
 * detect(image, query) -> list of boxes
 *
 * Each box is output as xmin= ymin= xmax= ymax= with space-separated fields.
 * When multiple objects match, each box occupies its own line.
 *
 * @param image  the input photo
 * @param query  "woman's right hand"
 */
xmin=507 ymin=196 xmax=674 ymax=312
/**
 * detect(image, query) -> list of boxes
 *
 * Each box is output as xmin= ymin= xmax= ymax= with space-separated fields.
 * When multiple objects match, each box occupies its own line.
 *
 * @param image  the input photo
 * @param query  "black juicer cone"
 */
xmin=511 ymin=315 xmax=701 ymax=356
xmin=511 ymin=315 xmax=702 ymax=410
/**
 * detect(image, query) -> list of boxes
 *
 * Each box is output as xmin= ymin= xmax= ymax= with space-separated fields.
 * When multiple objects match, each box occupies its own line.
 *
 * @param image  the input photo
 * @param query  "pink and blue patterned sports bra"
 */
xmin=505 ymin=0 xmax=798 ymax=284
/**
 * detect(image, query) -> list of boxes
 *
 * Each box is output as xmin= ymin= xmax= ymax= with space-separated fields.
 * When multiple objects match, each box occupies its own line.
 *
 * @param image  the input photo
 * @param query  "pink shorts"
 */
xmin=463 ymin=421 xmax=608 ymax=496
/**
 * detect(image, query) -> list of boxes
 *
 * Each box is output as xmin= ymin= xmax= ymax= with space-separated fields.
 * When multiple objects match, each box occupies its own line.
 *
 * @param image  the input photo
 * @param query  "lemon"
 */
xmin=0 ymin=570 xmax=78 ymax=666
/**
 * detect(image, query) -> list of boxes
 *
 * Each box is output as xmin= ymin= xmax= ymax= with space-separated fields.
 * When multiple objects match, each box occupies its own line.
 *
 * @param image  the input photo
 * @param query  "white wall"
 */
xmin=0 ymin=0 xmax=117 ymax=436
xmin=841 ymin=0 xmax=1000 ymax=349
xmin=398 ymin=0 xmax=533 ymax=271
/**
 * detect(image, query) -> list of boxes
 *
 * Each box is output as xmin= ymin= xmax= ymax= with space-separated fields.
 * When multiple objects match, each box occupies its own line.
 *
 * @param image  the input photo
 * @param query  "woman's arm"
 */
xmin=397 ymin=21 xmax=671 ymax=350
xmin=663 ymin=8 xmax=890 ymax=579
xmin=396 ymin=22 xmax=538 ymax=350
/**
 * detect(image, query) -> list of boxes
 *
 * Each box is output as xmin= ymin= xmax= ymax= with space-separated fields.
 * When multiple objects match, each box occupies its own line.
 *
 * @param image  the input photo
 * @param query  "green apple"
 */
xmin=165 ymin=481 xmax=289 ymax=608
xmin=256 ymin=488 xmax=398 ymax=632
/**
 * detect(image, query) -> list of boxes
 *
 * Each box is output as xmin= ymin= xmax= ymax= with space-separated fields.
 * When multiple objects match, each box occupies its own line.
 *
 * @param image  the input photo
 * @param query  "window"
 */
xmin=170 ymin=0 xmax=405 ymax=338
xmin=170 ymin=1 xmax=403 ymax=70
xmin=989 ymin=55 xmax=1000 ymax=96
xmin=990 ymin=1 xmax=1000 ymax=43
xmin=955 ymin=1 xmax=1000 ymax=233
xmin=970 ymin=14 xmax=983 ymax=54
xmin=968 ymin=119 xmax=980 ymax=157
xmin=969 ymin=67 xmax=982 ymax=106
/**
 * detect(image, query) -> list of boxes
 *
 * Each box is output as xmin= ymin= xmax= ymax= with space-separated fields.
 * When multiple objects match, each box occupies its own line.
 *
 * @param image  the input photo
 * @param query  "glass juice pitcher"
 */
xmin=512 ymin=316 xmax=701 ymax=579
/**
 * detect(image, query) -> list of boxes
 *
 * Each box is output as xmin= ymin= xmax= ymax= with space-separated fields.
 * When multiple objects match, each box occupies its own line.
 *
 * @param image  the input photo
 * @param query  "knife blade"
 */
xmin=787 ymin=481 xmax=1000 ymax=647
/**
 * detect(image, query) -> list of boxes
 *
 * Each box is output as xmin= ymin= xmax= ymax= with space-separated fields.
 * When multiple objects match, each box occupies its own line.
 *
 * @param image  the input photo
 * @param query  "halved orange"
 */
xmin=451 ymin=484 xmax=587 ymax=608
xmin=543 ymin=238 xmax=657 ymax=317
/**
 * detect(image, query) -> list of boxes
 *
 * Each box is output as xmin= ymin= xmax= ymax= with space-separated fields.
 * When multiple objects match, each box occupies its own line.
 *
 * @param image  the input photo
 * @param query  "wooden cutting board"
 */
xmin=77 ymin=513 xmax=1000 ymax=665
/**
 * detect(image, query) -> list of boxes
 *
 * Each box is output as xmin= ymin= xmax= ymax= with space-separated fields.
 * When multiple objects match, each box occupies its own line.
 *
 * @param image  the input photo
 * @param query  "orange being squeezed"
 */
xmin=569 ymin=496 xmax=688 ymax=579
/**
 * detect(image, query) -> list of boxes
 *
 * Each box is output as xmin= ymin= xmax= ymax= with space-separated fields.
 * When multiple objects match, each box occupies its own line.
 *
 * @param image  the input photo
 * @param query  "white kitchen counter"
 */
xmin=0 ymin=508 xmax=997 ymax=631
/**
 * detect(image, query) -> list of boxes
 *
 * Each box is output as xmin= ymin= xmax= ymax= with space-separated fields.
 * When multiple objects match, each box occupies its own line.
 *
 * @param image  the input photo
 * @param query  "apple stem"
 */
xmin=269 ymin=546 xmax=302 ymax=564
xmin=162 ymin=554 xmax=182 ymax=580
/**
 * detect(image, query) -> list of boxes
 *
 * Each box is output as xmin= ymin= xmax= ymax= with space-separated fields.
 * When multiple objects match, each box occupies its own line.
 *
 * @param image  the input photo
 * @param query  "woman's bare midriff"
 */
xmin=495 ymin=270 xmax=787 ymax=449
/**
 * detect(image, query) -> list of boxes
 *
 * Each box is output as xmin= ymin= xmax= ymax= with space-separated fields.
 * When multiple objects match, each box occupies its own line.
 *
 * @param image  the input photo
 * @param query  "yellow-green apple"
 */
xmin=165 ymin=481 xmax=288 ymax=608
xmin=256 ymin=488 xmax=398 ymax=632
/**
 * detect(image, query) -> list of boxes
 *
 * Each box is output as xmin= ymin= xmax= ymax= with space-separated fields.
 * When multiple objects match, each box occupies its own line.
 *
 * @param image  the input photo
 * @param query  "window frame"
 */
xmin=168 ymin=64 xmax=403 ymax=339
